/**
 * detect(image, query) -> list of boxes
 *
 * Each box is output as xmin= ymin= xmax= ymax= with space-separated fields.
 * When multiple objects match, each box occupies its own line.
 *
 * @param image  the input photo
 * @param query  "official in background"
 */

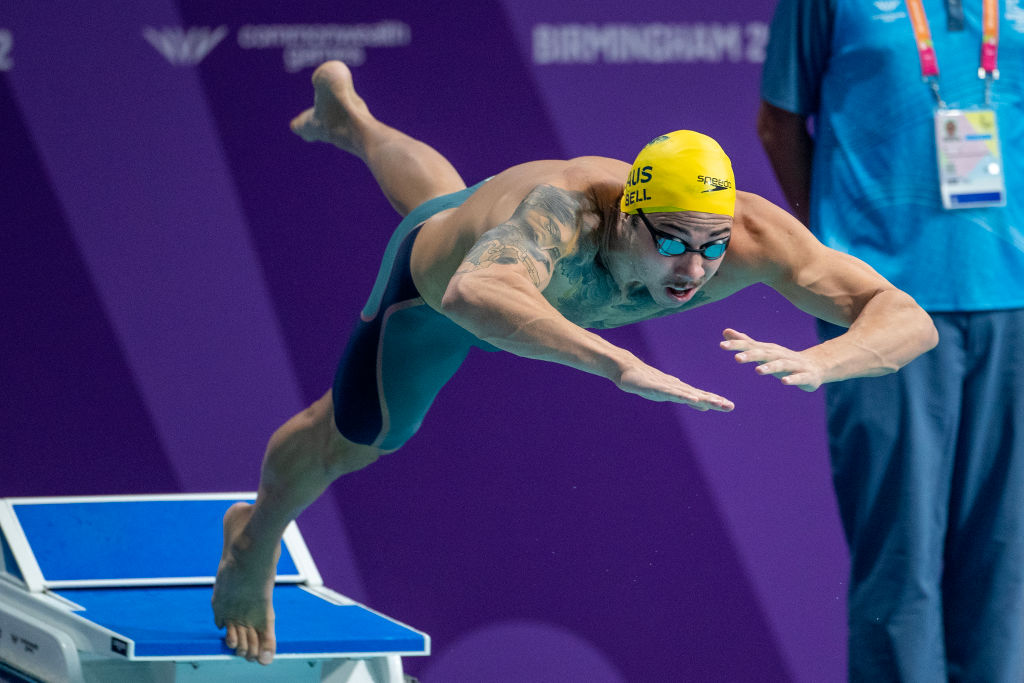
xmin=758 ymin=0 xmax=1024 ymax=680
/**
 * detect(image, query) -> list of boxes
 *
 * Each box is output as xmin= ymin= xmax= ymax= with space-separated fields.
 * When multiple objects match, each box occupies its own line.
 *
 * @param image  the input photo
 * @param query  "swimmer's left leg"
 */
xmin=212 ymin=390 xmax=384 ymax=665
xmin=290 ymin=60 xmax=466 ymax=216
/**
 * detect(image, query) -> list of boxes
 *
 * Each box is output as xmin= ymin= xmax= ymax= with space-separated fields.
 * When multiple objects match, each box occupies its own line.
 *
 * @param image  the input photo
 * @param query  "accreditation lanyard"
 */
xmin=906 ymin=0 xmax=1000 ymax=105
xmin=906 ymin=0 xmax=1006 ymax=209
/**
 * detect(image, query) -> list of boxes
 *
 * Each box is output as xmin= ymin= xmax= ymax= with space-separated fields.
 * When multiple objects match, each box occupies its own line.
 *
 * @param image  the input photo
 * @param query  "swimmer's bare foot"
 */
xmin=212 ymin=501 xmax=280 ymax=665
xmin=290 ymin=60 xmax=374 ymax=156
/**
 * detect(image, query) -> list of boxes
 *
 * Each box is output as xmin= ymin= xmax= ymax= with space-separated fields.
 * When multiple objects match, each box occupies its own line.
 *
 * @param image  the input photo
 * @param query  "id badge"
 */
xmin=934 ymin=108 xmax=1006 ymax=209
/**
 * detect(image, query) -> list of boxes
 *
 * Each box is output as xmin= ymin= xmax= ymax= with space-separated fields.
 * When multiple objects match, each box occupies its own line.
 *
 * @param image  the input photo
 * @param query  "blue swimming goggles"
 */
xmin=636 ymin=209 xmax=730 ymax=260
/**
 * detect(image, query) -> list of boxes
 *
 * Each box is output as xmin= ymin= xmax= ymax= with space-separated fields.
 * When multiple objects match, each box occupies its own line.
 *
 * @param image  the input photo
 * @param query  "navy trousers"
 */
xmin=820 ymin=310 xmax=1024 ymax=683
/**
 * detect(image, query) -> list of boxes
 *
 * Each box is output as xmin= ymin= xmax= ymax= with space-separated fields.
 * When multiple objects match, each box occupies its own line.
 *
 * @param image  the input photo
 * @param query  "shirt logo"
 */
xmin=872 ymin=1 xmax=906 ymax=22
xmin=1008 ymin=0 xmax=1024 ymax=33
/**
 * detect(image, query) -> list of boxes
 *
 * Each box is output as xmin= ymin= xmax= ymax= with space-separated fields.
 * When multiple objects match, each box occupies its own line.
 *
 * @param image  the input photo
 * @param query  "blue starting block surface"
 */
xmin=2 ymin=494 xmax=305 ymax=589
xmin=15 ymin=498 xmax=301 ymax=583
xmin=54 ymin=585 xmax=426 ymax=658
xmin=0 ymin=493 xmax=428 ymax=682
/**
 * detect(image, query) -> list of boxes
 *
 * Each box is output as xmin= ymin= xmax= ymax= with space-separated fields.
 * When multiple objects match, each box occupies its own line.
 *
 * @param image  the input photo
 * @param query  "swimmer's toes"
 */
xmin=290 ymin=107 xmax=323 ymax=141
xmin=232 ymin=624 xmax=248 ymax=657
xmin=258 ymin=631 xmax=276 ymax=665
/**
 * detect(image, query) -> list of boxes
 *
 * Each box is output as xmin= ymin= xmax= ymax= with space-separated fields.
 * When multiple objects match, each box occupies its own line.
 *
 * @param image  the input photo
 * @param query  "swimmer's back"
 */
xmin=411 ymin=156 xmax=628 ymax=310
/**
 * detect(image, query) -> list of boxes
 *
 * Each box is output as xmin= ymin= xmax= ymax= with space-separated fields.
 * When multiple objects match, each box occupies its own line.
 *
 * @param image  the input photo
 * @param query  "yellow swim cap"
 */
xmin=620 ymin=130 xmax=735 ymax=217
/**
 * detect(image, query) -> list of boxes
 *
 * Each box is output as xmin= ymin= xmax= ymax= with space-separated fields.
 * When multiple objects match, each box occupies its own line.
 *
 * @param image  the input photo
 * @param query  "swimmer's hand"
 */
xmin=617 ymin=362 xmax=734 ymax=412
xmin=720 ymin=328 xmax=824 ymax=392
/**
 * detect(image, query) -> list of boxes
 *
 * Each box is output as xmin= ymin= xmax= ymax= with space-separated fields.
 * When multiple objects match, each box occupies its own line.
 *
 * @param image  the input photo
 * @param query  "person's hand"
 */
xmin=617 ymin=362 xmax=734 ymax=411
xmin=720 ymin=328 xmax=825 ymax=392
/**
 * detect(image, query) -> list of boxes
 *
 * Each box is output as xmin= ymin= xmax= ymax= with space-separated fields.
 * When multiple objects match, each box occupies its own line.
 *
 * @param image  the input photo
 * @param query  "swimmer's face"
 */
xmin=632 ymin=210 xmax=732 ymax=307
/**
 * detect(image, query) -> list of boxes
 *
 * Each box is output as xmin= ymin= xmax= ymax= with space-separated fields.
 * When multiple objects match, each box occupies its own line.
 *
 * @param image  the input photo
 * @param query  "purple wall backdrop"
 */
xmin=1 ymin=2 xmax=849 ymax=680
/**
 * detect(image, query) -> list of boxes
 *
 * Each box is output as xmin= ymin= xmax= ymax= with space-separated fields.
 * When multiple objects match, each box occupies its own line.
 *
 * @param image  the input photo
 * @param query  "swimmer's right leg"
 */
xmin=212 ymin=390 xmax=384 ymax=665
xmin=290 ymin=60 xmax=466 ymax=216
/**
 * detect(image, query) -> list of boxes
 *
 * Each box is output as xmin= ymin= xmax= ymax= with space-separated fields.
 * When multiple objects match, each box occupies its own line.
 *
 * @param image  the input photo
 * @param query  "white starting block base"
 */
xmin=0 ymin=494 xmax=428 ymax=683
xmin=76 ymin=652 xmax=405 ymax=683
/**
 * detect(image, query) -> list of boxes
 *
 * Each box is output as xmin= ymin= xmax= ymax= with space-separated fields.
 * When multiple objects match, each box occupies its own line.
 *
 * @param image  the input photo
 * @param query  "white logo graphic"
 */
xmin=0 ymin=29 xmax=13 ymax=71
xmin=532 ymin=22 xmax=770 ymax=65
xmin=872 ymin=0 xmax=907 ymax=23
xmin=143 ymin=26 xmax=229 ymax=66
xmin=1008 ymin=0 xmax=1024 ymax=33
xmin=237 ymin=22 xmax=411 ymax=72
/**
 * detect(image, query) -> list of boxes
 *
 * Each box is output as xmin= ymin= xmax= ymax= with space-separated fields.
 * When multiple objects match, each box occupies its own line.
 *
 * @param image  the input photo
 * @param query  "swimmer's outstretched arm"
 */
xmin=441 ymin=186 xmax=734 ymax=412
xmin=719 ymin=193 xmax=938 ymax=389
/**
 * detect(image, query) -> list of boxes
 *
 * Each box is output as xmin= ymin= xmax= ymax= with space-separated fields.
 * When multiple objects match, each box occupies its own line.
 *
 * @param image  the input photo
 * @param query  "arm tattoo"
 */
xmin=458 ymin=185 xmax=589 ymax=289
xmin=465 ymin=238 xmax=543 ymax=286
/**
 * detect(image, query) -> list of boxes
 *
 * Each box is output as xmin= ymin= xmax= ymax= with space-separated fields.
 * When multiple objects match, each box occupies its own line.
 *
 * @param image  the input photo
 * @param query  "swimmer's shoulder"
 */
xmin=720 ymin=190 xmax=822 ymax=283
xmin=563 ymin=156 xmax=630 ymax=189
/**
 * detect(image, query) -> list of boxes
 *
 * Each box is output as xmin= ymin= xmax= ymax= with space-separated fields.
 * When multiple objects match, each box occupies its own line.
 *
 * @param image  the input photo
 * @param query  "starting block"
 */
xmin=0 ymin=493 xmax=429 ymax=682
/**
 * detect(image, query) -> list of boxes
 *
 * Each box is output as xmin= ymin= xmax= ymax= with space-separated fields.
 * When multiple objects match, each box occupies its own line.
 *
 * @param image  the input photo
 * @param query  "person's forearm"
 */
xmin=443 ymin=269 xmax=734 ymax=410
xmin=805 ymin=290 xmax=938 ymax=382
xmin=441 ymin=272 xmax=637 ymax=382
xmin=757 ymin=101 xmax=814 ymax=225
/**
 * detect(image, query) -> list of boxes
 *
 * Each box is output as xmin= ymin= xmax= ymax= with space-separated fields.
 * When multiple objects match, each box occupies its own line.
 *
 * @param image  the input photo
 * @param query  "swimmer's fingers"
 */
xmin=755 ymin=359 xmax=823 ymax=392
xmin=681 ymin=390 xmax=735 ymax=412
xmin=719 ymin=328 xmax=782 ymax=361
xmin=720 ymin=327 xmax=753 ymax=344
xmin=721 ymin=327 xmax=792 ymax=366
xmin=720 ymin=328 xmax=823 ymax=392
xmin=665 ymin=384 xmax=735 ymax=412
xmin=617 ymin=362 xmax=734 ymax=412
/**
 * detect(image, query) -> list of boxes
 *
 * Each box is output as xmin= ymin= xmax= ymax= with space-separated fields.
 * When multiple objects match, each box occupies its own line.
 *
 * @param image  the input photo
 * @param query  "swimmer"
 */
xmin=211 ymin=60 xmax=938 ymax=664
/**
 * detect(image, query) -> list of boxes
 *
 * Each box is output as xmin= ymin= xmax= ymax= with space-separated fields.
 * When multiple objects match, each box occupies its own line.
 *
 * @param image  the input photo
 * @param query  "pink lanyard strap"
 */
xmin=906 ymin=0 xmax=941 ymax=77
xmin=981 ymin=0 xmax=1000 ymax=76
xmin=905 ymin=0 xmax=1000 ymax=103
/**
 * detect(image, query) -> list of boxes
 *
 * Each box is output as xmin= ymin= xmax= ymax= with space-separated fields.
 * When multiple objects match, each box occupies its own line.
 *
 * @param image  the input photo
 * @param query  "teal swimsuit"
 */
xmin=332 ymin=180 xmax=496 ymax=450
